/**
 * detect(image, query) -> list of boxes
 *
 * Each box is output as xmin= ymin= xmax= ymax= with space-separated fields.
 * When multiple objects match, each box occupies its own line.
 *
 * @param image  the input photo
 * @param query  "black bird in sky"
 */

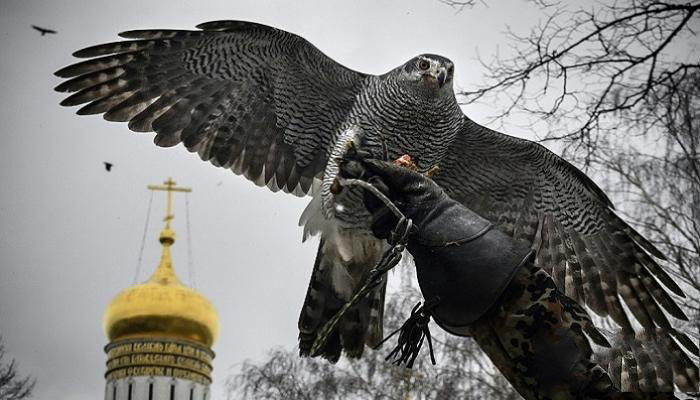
xmin=31 ymin=25 xmax=57 ymax=36
xmin=103 ymin=162 xmax=113 ymax=172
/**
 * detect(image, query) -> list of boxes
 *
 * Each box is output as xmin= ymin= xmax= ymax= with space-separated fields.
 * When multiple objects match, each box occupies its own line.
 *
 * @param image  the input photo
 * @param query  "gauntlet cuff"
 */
xmin=407 ymin=200 xmax=534 ymax=329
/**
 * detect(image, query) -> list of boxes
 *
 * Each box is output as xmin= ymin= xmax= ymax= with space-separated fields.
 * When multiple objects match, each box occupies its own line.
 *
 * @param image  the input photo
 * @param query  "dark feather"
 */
xmin=436 ymin=118 xmax=697 ymax=392
xmin=55 ymin=20 xmax=371 ymax=196
xmin=297 ymin=238 xmax=386 ymax=361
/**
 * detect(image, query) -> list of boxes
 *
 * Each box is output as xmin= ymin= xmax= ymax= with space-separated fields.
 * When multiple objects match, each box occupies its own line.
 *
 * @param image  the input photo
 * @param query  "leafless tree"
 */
xmin=463 ymin=0 xmax=700 ymax=299
xmin=450 ymin=0 xmax=700 ymax=348
xmin=438 ymin=0 xmax=479 ymax=12
xmin=0 ymin=337 xmax=35 ymax=400
xmin=450 ymin=0 xmax=700 ymax=346
xmin=594 ymin=72 xmax=700 ymax=328
xmin=227 ymin=277 xmax=520 ymax=400
xmin=458 ymin=1 xmax=699 ymax=161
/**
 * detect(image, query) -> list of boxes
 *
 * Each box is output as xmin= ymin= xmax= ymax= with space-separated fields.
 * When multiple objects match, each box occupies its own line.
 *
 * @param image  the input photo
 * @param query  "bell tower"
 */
xmin=102 ymin=178 xmax=219 ymax=400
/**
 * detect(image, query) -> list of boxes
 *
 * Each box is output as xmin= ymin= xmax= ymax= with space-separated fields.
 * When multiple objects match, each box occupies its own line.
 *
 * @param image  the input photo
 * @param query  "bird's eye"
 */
xmin=447 ymin=65 xmax=454 ymax=74
xmin=418 ymin=60 xmax=430 ymax=71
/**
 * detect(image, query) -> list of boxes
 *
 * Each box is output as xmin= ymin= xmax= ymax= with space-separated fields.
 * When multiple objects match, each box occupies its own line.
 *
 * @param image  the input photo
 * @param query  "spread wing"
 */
xmin=55 ymin=20 xmax=372 ymax=196
xmin=435 ymin=118 xmax=699 ymax=391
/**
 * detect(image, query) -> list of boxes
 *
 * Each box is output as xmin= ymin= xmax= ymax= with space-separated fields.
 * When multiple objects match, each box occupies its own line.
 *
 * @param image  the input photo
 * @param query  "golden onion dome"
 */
xmin=103 ymin=225 xmax=219 ymax=347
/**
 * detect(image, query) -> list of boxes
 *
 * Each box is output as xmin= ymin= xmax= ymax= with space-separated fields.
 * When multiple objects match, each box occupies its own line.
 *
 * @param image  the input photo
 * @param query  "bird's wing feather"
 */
xmin=55 ymin=20 xmax=372 ymax=196
xmin=435 ymin=118 xmax=698 ymax=391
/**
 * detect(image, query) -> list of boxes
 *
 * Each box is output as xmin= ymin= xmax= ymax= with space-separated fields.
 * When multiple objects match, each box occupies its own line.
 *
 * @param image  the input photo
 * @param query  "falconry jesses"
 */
xmin=55 ymin=21 xmax=699 ymax=392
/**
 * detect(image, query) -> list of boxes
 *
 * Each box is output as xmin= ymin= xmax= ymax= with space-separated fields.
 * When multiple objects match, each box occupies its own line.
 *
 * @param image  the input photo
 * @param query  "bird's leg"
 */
xmin=322 ymin=127 xmax=365 ymax=217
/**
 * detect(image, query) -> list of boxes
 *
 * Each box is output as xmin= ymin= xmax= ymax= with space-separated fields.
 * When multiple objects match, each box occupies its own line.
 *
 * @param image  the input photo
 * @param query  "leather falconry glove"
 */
xmin=339 ymin=159 xmax=533 ymax=329
xmin=339 ymin=159 xmax=621 ymax=399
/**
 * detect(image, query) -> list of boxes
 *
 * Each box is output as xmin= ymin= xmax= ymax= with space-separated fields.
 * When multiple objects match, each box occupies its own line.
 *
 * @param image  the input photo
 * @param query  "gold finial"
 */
xmin=103 ymin=176 xmax=219 ymax=348
xmin=146 ymin=177 xmax=192 ymax=283
xmin=147 ymin=177 xmax=192 ymax=245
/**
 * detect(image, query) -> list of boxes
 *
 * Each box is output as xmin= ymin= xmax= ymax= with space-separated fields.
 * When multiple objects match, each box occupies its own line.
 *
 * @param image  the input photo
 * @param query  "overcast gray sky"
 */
xmin=0 ymin=1 xmax=551 ymax=399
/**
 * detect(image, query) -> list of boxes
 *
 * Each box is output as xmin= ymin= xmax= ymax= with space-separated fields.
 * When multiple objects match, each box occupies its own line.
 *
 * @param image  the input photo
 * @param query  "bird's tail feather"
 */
xmin=298 ymin=231 xmax=386 ymax=361
xmin=298 ymin=239 xmax=344 ymax=362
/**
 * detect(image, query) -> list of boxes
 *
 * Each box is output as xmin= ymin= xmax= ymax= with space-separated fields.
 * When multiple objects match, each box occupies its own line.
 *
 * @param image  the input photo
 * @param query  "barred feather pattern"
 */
xmin=297 ymin=79 xmax=463 ymax=358
xmin=56 ymin=20 xmax=698 ymax=391
xmin=55 ymin=20 xmax=368 ymax=196
xmin=55 ymin=21 xmax=463 ymax=197
xmin=435 ymin=118 xmax=699 ymax=392
xmin=595 ymin=329 xmax=699 ymax=392
xmin=55 ymin=21 xmax=464 ymax=361
xmin=297 ymin=224 xmax=388 ymax=361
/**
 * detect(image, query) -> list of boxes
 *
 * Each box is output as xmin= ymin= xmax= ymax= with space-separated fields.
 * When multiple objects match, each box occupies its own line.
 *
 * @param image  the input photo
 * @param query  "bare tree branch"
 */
xmin=438 ymin=0 xmax=480 ymax=12
xmin=458 ymin=0 xmax=700 ymax=158
xmin=0 ymin=337 xmax=35 ymax=400
xmin=227 ymin=286 xmax=522 ymax=399
xmin=587 ymin=71 xmax=700 ymax=334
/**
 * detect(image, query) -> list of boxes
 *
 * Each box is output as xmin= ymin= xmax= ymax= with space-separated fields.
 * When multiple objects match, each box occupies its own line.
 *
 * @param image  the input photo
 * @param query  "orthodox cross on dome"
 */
xmin=147 ymin=177 xmax=191 ymax=229
xmin=146 ymin=177 xmax=192 ymax=281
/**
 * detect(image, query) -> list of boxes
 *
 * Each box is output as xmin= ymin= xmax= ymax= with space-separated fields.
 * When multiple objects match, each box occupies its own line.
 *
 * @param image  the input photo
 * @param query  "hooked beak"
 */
xmin=437 ymin=69 xmax=447 ymax=88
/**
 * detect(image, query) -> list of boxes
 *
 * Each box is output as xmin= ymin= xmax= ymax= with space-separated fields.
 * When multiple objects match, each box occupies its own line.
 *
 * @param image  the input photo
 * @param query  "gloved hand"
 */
xmin=339 ymin=159 xmax=618 ymax=399
xmin=339 ymin=158 xmax=467 ymax=242
xmin=339 ymin=158 xmax=532 ymax=327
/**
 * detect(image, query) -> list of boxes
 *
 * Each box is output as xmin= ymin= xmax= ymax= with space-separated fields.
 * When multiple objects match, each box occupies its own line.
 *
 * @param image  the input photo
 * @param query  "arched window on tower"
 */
xmin=148 ymin=379 xmax=154 ymax=400
xmin=112 ymin=383 xmax=117 ymax=400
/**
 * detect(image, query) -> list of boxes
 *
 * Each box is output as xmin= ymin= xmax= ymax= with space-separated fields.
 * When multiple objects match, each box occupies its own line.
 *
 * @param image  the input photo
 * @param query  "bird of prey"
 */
xmin=54 ymin=20 xmax=699 ymax=393
xmin=103 ymin=161 xmax=113 ymax=171
xmin=32 ymin=25 xmax=57 ymax=36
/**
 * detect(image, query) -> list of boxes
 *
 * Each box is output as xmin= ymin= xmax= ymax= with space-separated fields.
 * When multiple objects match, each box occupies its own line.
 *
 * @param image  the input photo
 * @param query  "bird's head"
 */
xmin=396 ymin=54 xmax=455 ymax=96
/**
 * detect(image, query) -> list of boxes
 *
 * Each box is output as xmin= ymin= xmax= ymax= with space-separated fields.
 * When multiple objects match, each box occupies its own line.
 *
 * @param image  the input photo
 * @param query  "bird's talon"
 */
xmin=330 ymin=178 xmax=343 ymax=194
xmin=426 ymin=165 xmax=440 ymax=178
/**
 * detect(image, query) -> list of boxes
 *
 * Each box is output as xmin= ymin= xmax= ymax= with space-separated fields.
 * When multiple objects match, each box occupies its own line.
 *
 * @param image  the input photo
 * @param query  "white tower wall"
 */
xmin=105 ymin=376 xmax=210 ymax=400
